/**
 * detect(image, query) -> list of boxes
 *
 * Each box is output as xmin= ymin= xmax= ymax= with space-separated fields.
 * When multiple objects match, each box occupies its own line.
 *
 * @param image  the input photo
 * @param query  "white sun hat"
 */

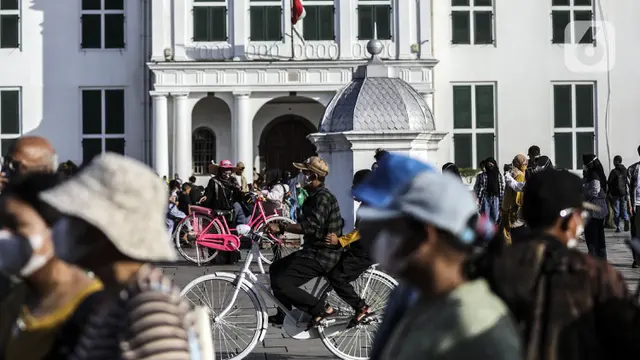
xmin=39 ymin=153 xmax=177 ymax=262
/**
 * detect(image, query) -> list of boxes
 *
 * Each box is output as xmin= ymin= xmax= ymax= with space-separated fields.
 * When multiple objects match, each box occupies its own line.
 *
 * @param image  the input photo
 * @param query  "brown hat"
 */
xmin=293 ymin=156 xmax=329 ymax=177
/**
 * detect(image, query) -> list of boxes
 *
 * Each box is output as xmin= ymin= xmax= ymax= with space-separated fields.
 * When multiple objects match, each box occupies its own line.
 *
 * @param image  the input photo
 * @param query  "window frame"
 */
xmin=80 ymin=0 xmax=126 ymax=50
xmin=451 ymin=0 xmax=495 ymax=45
xmin=80 ymin=87 xmax=126 ymax=162
xmin=551 ymin=0 xmax=595 ymax=45
xmin=249 ymin=0 xmax=284 ymax=42
xmin=356 ymin=0 xmax=393 ymax=41
xmin=451 ymin=82 xmax=497 ymax=169
xmin=0 ymin=0 xmax=20 ymax=49
xmin=301 ymin=0 xmax=336 ymax=42
xmin=192 ymin=126 xmax=217 ymax=175
xmin=551 ymin=81 xmax=596 ymax=170
xmin=0 ymin=87 xmax=21 ymax=155
xmin=191 ymin=0 xmax=229 ymax=43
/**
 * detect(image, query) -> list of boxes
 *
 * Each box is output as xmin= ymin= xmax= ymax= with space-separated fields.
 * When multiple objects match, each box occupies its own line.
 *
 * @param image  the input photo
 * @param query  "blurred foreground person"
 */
xmin=472 ymin=170 xmax=640 ymax=360
xmin=39 ymin=153 xmax=213 ymax=360
xmin=356 ymin=154 xmax=521 ymax=360
xmin=0 ymin=173 xmax=103 ymax=360
xmin=441 ymin=162 xmax=462 ymax=181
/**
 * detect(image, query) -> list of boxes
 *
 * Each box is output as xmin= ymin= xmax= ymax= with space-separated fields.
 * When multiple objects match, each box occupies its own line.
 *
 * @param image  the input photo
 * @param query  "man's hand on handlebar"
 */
xmin=325 ymin=233 xmax=339 ymax=246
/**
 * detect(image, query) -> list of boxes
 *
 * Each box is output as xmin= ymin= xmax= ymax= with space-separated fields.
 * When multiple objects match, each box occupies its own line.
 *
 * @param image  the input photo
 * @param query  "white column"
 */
xmin=233 ymin=92 xmax=253 ymax=184
xmin=151 ymin=92 xmax=169 ymax=177
xmin=418 ymin=0 xmax=433 ymax=58
xmin=396 ymin=0 xmax=415 ymax=59
xmin=337 ymin=0 xmax=353 ymax=59
xmin=231 ymin=0 xmax=248 ymax=60
xmin=150 ymin=0 xmax=169 ymax=61
xmin=171 ymin=0 xmax=187 ymax=60
xmin=173 ymin=93 xmax=191 ymax=180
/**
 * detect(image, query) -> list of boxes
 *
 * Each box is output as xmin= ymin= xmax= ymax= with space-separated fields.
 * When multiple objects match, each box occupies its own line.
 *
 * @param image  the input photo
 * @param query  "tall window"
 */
xmin=0 ymin=0 xmax=19 ymax=48
xmin=192 ymin=128 xmax=216 ymax=174
xmin=452 ymin=84 xmax=496 ymax=169
xmin=193 ymin=0 xmax=227 ymax=42
xmin=81 ymin=89 xmax=125 ymax=164
xmin=249 ymin=0 xmax=282 ymax=41
xmin=552 ymin=83 xmax=595 ymax=170
xmin=0 ymin=88 xmax=20 ymax=156
xmin=551 ymin=0 xmax=594 ymax=44
xmin=451 ymin=0 xmax=494 ymax=45
xmin=302 ymin=1 xmax=335 ymax=41
xmin=357 ymin=0 xmax=392 ymax=40
xmin=81 ymin=0 xmax=125 ymax=49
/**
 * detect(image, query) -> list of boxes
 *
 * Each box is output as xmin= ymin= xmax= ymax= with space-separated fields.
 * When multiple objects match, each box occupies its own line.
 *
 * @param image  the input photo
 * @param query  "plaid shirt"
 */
xmin=297 ymin=185 xmax=343 ymax=271
xmin=473 ymin=172 xmax=505 ymax=209
xmin=627 ymin=161 xmax=640 ymax=207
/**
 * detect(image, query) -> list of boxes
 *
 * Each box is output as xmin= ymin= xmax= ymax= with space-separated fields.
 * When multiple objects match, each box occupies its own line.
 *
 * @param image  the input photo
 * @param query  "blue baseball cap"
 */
xmin=353 ymin=154 xmax=479 ymax=244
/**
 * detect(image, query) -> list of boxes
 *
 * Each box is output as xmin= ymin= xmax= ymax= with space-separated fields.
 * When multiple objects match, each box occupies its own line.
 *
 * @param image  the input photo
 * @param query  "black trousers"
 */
xmin=270 ymin=252 xmax=326 ymax=316
xmin=632 ymin=207 xmax=640 ymax=263
xmin=585 ymin=218 xmax=607 ymax=260
xmin=326 ymin=254 xmax=372 ymax=310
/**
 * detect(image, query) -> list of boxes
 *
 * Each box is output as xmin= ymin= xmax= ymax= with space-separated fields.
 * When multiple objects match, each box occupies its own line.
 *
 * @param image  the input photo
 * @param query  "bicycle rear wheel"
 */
xmin=252 ymin=216 xmax=299 ymax=264
xmin=318 ymin=268 xmax=397 ymax=360
xmin=174 ymin=213 xmax=220 ymax=265
xmin=181 ymin=273 xmax=267 ymax=360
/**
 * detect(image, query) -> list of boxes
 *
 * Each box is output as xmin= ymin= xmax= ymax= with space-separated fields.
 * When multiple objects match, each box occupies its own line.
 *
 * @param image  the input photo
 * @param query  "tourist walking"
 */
xmin=607 ymin=155 xmax=630 ymax=232
xmin=582 ymin=154 xmax=609 ymax=260
xmin=475 ymin=157 xmax=504 ymax=224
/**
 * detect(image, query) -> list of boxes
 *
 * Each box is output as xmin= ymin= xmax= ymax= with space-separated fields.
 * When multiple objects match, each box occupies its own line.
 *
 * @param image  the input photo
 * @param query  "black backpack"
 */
xmin=612 ymin=169 xmax=627 ymax=196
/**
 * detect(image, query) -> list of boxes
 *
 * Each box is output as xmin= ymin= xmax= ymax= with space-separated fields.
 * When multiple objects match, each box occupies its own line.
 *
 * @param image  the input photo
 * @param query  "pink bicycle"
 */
xmin=173 ymin=194 xmax=299 ymax=266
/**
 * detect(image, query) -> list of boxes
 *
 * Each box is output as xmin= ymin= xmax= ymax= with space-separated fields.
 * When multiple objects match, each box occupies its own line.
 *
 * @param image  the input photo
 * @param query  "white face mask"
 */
xmin=51 ymin=218 xmax=93 ymax=265
xmin=372 ymin=229 xmax=408 ymax=276
xmin=0 ymin=230 xmax=52 ymax=277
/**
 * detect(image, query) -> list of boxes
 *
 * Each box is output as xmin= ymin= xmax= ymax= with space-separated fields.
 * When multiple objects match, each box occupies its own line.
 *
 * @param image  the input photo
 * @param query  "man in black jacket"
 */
xmin=607 ymin=155 xmax=630 ymax=232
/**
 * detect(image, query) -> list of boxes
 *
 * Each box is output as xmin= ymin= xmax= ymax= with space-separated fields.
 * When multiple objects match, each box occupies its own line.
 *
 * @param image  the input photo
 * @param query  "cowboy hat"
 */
xmin=208 ymin=159 xmax=237 ymax=174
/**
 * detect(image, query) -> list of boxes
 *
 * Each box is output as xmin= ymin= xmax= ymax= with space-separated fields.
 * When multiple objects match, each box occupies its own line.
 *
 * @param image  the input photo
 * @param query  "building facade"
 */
xmin=0 ymin=0 xmax=637 ymax=180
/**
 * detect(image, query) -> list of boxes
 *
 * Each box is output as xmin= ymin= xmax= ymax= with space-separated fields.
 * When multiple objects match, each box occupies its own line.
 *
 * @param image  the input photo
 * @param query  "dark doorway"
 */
xmin=259 ymin=115 xmax=317 ymax=173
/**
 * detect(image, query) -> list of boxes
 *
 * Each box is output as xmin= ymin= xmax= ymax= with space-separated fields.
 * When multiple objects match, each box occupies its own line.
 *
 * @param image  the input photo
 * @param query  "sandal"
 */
xmin=348 ymin=305 xmax=374 ymax=328
xmin=307 ymin=306 xmax=336 ymax=330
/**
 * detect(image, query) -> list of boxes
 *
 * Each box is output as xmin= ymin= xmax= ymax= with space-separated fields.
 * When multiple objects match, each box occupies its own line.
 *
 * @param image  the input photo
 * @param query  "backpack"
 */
xmin=614 ymin=170 xmax=627 ymax=196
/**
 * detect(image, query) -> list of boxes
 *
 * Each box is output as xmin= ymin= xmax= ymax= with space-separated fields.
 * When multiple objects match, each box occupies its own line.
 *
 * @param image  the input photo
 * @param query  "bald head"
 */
xmin=8 ymin=136 xmax=57 ymax=174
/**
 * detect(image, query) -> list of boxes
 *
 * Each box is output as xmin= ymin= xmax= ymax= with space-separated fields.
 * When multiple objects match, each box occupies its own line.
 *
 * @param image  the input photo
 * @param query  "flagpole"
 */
xmin=290 ymin=0 xmax=295 ymax=60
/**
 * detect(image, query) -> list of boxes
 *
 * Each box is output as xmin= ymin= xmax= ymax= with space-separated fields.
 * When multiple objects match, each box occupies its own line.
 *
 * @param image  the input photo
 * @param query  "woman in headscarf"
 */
xmin=582 ymin=154 xmax=609 ymax=259
xmin=441 ymin=162 xmax=462 ymax=181
xmin=501 ymin=154 xmax=528 ymax=244
xmin=260 ymin=169 xmax=289 ymax=217
xmin=475 ymin=157 xmax=504 ymax=224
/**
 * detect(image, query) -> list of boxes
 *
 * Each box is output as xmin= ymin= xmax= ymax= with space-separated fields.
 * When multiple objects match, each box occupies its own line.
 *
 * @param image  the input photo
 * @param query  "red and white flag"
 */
xmin=291 ymin=0 xmax=306 ymax=25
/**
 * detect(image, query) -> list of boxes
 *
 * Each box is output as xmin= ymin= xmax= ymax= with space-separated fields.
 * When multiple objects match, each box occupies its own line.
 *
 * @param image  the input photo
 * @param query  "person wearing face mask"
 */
xmin=266 ymin=156 xmax=343 ymax=327
xmin=0 ymin=172 xmax=103 ymax=360
xmin=37 ymin=153 xmax=213 ymax=360
xmin=500 ymin=154 xmax=528 ymax=244
xmin=581 ymin=154 xmax=609 ymax=260
xmin=470 ymin=169 xmax=640 ymax=360
xmin=204 ymin=160 xmax=243 ymax=221
xmin=352 ymin=154 xmax=521 ymax=360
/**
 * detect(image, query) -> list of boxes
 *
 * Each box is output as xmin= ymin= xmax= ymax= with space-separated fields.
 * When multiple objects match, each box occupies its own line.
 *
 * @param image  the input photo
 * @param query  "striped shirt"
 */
xmin=68 ymin=264 xmax=198 ymax=360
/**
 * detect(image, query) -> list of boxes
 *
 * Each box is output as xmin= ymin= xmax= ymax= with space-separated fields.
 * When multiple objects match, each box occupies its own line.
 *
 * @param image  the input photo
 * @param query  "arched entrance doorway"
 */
xmin=259 ymin=115 xmax=317 ymax=173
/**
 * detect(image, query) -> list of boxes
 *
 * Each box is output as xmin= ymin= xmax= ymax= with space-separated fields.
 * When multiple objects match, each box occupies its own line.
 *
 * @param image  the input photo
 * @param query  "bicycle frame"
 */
xmin=183 ymin=198 xmax=283 ymax=253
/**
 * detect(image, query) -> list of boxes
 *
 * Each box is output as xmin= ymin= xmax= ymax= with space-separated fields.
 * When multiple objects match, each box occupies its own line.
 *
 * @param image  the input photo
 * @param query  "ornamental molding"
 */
xmin=149 ymin=60 xmax=437 ymax=93
xmin=308 ymin=131 xmax=448 ymax=153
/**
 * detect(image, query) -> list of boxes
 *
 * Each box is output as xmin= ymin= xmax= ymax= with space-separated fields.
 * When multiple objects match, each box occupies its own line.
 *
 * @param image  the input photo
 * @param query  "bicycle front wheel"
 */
xmin=181 ymin=273 xmax=267 ymax=360
xmin=319 ymin=268 xmax=397 ymax=360
xmin=253 ymin=216 xmax=299 ymax=264
xmin=174 ymin=214 xmax=220 ymax=266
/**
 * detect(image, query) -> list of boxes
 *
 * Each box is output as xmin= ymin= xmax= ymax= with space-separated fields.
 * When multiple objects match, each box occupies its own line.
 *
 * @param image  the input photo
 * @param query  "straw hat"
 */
xmin=39 ymin=153 xmax=177 ymax=262
xmin=293 ymin=156 xmax=329 ymax=177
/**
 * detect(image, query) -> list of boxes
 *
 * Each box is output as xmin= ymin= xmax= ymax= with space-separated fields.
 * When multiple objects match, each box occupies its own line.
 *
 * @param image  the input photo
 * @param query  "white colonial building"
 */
xmin=0 ymin=0 xmax=638 ymax=180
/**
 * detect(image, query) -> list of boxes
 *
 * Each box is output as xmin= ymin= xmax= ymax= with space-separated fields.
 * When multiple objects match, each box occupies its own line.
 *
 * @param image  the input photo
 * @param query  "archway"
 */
xmin=259 ymin=115 xmax=317 ymax=173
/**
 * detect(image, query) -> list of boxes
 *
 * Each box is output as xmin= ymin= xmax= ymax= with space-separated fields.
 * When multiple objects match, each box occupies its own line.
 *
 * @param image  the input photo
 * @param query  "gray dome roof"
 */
xmin=319 ymin=39 xmax=435 ymax=133
xmin=319 ymin=77 xmax=435 ymax=133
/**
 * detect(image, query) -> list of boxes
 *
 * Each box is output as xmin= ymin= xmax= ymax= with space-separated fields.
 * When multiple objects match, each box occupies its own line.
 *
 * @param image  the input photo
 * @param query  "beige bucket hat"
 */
xmin=39 ymin=153 xmax=177 ymax=262
xmin=293 ymin=156 xmax=329 ymax=177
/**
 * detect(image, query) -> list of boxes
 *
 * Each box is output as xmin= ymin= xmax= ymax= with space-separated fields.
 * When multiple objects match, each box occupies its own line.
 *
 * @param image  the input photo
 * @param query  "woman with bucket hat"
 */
xmin=38 ymin=153 xmax=213 ymax=360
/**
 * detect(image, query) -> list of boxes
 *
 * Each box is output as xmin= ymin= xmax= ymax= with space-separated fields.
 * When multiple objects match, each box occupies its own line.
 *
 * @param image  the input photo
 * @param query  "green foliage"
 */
xmin=459 ymin=168 xmax=481 ymax=178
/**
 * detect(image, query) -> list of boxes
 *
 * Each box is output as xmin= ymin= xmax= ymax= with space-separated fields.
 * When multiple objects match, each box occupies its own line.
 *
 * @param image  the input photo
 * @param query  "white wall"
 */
xmin=432 ymin=0 xmax=640 ymax=171
xmin=0 ymin=0 xmax=146 ymax=163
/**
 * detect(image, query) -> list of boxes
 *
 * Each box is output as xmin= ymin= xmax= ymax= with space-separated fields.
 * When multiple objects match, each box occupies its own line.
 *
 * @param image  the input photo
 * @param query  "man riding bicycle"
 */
xmin=267 ymin=156 xmax=343 ymax=327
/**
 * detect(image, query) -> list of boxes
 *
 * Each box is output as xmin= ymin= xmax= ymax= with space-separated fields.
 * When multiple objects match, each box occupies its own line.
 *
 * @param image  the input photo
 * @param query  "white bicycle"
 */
xmin=181 ymin=229 xmax=397 ymax=360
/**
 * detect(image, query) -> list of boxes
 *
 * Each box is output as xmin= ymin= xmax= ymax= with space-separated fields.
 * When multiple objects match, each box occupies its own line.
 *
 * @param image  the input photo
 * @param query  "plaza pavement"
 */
xmin=162 ymin=229 xmax=639 ymax=359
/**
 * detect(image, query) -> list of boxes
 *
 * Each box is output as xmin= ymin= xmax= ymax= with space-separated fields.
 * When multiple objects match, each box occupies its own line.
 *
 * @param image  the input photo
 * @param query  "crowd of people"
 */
xmin=0 ymin=133 xmax=639 ymax=360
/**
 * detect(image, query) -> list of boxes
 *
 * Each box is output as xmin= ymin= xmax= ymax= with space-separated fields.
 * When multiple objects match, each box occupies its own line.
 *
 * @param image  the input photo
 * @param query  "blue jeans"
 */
xmin=233 ymin=202 xmax=247 ymax=224
xmin=482 ymin=196 xmax=500 ymax=224
xmin=167 ymin=205 xmax=188 ymax=234
xmin=612 ymin=196 xmax=629 ymax=228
